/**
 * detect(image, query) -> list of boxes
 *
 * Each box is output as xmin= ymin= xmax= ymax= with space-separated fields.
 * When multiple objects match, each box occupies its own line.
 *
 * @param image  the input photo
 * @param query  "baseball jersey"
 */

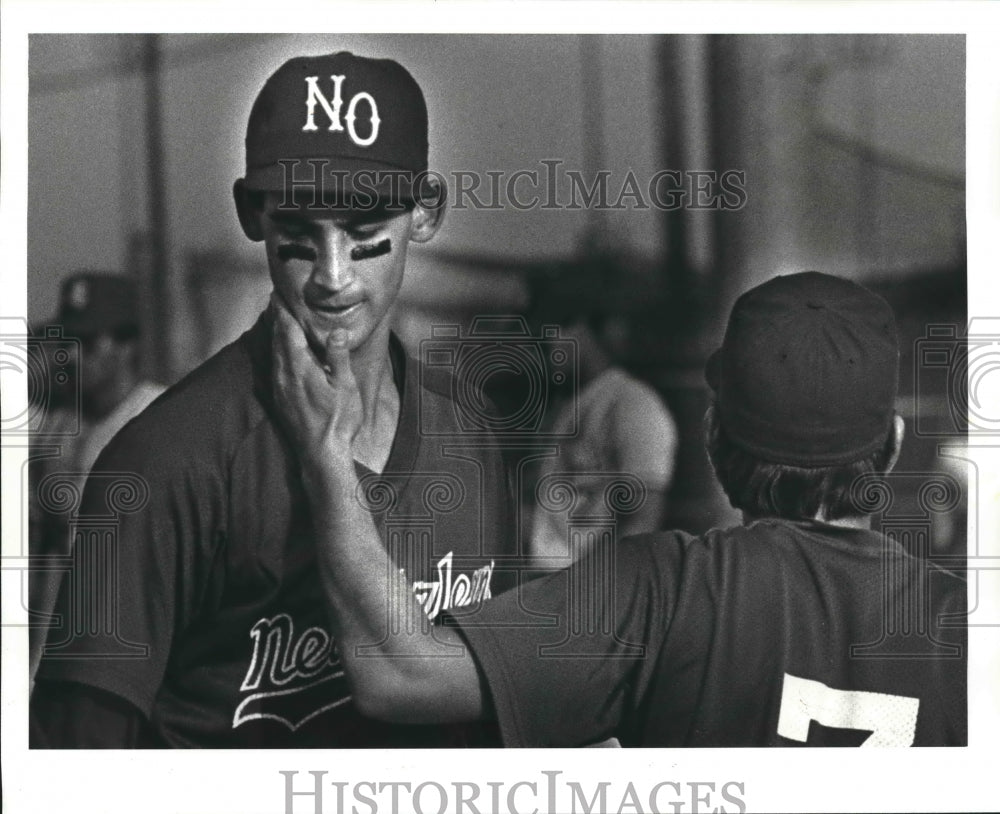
xmin=36 ymin=311 xmax=516 ymax=747
xmin=29 ymin=380 xmax=166 ymax=682
xmin=456 ymin=518 xmax=967 ymax=747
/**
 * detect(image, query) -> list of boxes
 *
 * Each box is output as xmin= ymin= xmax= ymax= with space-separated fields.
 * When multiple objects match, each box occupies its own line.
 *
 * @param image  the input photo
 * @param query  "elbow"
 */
xmin=349 ymin=672 xmax=420 ymax=722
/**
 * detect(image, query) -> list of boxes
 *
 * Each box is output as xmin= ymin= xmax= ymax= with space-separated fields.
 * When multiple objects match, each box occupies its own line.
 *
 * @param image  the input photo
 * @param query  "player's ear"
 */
xmin=408 ymin=175 xmax=447 ymax=243
xmin=885 ymin=413 xmax=905 ymax=474
xmin=233 ymin=179 xmax=265 ymax=242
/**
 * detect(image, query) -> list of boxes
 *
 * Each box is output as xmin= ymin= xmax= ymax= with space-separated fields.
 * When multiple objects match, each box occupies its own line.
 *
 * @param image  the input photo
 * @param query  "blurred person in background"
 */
xmin=526 ymin=266 xmax=678 ymax=565
xmin=29 ymin=272 xmax=165 ymax=680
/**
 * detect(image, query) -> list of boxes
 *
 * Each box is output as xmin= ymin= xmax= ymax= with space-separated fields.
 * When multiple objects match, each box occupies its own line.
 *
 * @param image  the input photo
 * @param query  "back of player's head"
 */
xmin=705 ymin=271 xmax=900 ymax=520
xmin=240 ymin=51 xmax=435 ymax=208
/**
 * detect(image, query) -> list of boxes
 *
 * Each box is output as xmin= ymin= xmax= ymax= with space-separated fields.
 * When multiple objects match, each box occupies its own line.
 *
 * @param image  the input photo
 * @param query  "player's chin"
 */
xmin=305 ymin=317 xmax=372 ymax=355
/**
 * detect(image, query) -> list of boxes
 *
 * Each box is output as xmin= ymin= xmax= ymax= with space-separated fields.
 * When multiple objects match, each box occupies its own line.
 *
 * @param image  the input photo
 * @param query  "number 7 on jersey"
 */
xmin=777 ymin=673 xmax=920 ymax=747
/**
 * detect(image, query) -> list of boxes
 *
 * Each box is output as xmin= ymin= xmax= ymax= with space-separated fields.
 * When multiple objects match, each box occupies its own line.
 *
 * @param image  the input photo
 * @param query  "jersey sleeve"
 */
xmin=30 ymin=679 xmax=150 ymax=748
xmin=34 ymin=413 xmax=225 ymax=720
xmin=451 ymin=536 xmax=675 ymax=746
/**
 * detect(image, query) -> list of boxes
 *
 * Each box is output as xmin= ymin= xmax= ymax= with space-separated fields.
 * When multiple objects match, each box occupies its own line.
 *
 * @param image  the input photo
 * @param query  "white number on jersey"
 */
xmin=777 ymin=673 xmax=919 ymax=747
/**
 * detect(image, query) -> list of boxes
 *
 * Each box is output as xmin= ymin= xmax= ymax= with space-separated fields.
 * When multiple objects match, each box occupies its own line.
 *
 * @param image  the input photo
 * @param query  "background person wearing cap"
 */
xmin=283 ymin=270 xmax=966 ymax=747
xmin=28 ymin=272 xmax=164 ymax=682
xmin=31 ymin=52 xmax=516 ymax=748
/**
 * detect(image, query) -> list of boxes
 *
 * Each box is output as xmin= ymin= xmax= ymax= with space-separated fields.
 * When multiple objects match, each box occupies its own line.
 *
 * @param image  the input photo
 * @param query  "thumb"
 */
xmin=324 ymin=329 xmax=353 ymax=378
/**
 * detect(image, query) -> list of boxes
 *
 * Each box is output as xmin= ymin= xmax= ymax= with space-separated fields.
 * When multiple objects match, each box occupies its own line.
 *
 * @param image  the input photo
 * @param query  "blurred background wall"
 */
xmin=28 ymin=34 xmax=966 ymax=541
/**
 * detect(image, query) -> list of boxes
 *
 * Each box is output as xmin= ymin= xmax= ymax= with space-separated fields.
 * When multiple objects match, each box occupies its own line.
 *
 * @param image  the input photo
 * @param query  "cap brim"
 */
xmin=243 ymin=157 xmax=435 ymax=203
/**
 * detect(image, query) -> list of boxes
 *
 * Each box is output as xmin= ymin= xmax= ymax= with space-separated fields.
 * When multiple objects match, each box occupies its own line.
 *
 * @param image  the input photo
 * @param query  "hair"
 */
xmin=705 ymin=406 xmax=897 ymax=521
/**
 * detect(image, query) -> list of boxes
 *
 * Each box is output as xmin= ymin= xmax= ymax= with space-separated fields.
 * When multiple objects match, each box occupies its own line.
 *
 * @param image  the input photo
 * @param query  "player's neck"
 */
xmin=349 ymin=325 xmax=400 ymax=473
xmin=349 ymin=325 xmax=393 ymax=403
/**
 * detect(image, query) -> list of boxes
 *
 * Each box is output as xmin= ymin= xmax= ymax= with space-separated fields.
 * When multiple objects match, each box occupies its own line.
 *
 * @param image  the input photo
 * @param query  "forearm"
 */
xmin=303 ymin=455 xmax=485 ymax=723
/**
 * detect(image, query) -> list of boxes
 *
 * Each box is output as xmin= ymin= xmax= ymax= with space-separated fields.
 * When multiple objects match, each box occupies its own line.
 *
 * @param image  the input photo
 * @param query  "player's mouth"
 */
xmin=309 ymin=300 xmax=364 ymax=320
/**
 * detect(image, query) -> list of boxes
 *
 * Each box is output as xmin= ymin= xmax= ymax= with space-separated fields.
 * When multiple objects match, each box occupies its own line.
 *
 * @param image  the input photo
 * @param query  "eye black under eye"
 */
xmin=351 ymin=239 xmax=392 ymax=261
xmin=277 ymin=244 xmax=316 ymax=262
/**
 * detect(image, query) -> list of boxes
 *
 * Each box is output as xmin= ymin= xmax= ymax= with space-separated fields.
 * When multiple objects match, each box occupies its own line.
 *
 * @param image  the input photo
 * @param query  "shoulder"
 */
xmin=93 ymin=317 xmax=270 ymax=478
xmin=624 ymin=524 xmax=773 ymax=574
xmin=613 ymin=529 xmax=700 ymax=580
xmin=407 ymin=346 xmax=508 ymax=436
xmin=608 ymin=372 xmax=673 ymax=424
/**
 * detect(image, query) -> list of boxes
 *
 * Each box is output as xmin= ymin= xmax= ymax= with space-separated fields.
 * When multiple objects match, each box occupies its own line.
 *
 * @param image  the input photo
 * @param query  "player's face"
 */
xmin=256 ymin=194 xmax=414 ymax=356
xmin=78 ymin=333 xmax=130 ymax=401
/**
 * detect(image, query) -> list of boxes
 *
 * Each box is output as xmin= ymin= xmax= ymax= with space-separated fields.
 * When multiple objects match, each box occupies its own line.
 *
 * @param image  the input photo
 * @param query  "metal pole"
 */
xmin=142 ymin=34 xmax=171 ymax=381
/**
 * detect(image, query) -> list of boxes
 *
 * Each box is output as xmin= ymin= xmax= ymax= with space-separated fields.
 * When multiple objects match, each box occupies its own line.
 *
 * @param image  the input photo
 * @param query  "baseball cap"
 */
xmin=243 ymin=52 xmax=430 ymax=203
xmin=705 ymin=271 xmax=899 ymax=466
xmin=56 ymin=272 xmax=139 ymax=338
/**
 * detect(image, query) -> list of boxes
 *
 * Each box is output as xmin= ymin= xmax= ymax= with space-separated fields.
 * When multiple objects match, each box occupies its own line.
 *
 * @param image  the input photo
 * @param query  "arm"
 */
xmin=270 ymin=297 xmax=487 ymax=724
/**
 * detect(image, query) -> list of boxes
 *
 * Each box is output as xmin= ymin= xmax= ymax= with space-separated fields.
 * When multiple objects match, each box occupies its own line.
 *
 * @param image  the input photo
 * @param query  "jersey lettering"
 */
xmin=234 ymin=613 xmax=347 ymax=731
xmin=777 ymin=672 xmax=919 ymax=747
xmin=411 ymin=552 xmax=495 ymax=620
xmin=233 ymin=553 xmax=493 ymax=729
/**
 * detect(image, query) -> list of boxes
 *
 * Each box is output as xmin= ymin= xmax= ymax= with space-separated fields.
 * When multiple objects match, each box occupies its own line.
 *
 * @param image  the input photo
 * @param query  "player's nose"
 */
xmin=311 ymin=227 xmax=356 ymax=293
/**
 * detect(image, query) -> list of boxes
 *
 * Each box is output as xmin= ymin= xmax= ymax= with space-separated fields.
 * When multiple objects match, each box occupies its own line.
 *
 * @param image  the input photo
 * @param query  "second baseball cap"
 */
xmin=56 ymin=272 xmax=139 ymax=339
xmin=243 ymin=52 xmax=429 ymax=201
xmin=705 ymin=271 xmax=899 ymax=466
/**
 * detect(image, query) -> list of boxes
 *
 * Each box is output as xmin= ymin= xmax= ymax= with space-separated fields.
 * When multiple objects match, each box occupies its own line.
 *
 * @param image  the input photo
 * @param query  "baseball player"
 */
xmin=31 ymin=52 xmax=515 ymax=747
xmin=29 ymin=273 xmax=165 ymax=682
xmin=281 ymin=271 xmax=967 ymax=747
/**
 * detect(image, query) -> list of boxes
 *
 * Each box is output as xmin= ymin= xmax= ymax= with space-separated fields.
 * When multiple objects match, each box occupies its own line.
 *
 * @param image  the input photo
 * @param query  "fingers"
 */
xmin=271 ymin=293 xmax=317 ymax=417
xmin=271 ymin=292 xmax=312 ymax=384
xmin=324 ymin=329 xmax=352 ymax=380
xmin=271 ymin=292 xmax=307 ymax=354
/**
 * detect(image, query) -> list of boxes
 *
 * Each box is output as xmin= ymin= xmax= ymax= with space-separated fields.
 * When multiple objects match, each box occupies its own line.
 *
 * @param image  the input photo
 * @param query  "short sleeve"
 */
xmin=452 ymin=537 xmax=672 ymax=746
xmin=35 ymin=417 xmax=224 ymax=718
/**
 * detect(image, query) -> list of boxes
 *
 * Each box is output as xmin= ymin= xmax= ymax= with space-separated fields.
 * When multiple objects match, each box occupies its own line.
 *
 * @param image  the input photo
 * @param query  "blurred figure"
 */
xmin=29 ymin=272 xmax=164 ymax=680
xmin=527 ymin=268 xmax=678 ymax=564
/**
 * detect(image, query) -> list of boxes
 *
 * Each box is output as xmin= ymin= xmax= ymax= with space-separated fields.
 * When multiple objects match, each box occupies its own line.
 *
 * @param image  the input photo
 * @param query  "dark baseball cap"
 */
xmin=705 ymin=271 xmax=899 ymax=466
xmin=243 ymin=52 xmax=430 ymax=202
xmin=56 ymin=272 xmax=139 ymax=338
